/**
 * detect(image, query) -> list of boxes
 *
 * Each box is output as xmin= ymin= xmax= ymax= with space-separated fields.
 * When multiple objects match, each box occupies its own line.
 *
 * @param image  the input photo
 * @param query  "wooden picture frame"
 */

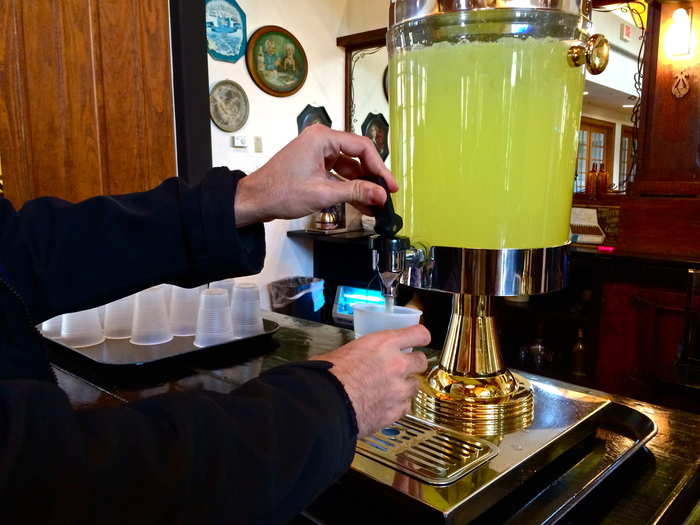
xmin=246 ymin=26 xmax=308 ymax=97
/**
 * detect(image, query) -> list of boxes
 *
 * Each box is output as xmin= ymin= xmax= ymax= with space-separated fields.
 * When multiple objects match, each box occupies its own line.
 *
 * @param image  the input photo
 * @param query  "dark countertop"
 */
xmin=288 ymin=230 xmax=700 ymax=267
xmin=53 ymin=312 xmax=700 ymax=524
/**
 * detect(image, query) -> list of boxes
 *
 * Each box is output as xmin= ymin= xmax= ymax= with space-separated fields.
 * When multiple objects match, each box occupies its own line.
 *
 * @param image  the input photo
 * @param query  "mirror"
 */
xmin=342 ymin=7 xmax=647 ymax=199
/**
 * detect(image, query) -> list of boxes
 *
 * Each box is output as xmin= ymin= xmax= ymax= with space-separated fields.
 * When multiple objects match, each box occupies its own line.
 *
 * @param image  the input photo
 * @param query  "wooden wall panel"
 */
xmin=638 ymin=0 xmax=700 ymax=188
xmin=0 ymin=0 xmax=175 ymax=206
xmin=618 ymin=197 xmax=700 ymax=258
xmin=0 ymin=0 xmax=34 ymax=206
xmin=138 ymin=0 xmax=178 ymax=191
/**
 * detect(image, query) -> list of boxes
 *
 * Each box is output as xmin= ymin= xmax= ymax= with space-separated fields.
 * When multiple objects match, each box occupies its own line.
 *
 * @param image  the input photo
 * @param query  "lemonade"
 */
xmin=390 ymin=37 xmax=585 ymax=250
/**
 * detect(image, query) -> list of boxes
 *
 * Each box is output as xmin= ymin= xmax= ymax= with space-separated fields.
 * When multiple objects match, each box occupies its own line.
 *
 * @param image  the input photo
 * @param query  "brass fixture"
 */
xmin=568 ymin=34 xmax=610 ymax=75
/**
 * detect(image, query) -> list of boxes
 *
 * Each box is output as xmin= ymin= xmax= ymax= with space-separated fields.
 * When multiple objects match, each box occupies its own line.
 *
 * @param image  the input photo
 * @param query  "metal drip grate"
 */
xmin=356 ymin=415 xmax=498 ymax=485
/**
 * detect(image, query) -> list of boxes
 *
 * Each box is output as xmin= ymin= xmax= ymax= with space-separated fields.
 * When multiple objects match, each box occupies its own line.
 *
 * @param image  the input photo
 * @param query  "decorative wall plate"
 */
xmin=361 ymin=113 xmax=390 ymax=161
xmin=246 ymin=26 xmax=308 ymax=97
xmin=209 ymin=80 xmax=249 ymax=132
xmin=297 ymin=105 xmax=332 ymax=134
xmin=206 ymin=0 xmax=247 ymax=63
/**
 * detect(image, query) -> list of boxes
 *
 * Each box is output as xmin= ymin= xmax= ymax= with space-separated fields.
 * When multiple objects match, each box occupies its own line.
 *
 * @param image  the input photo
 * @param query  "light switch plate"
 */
xmin=232 ymin=136 xmax=247 ymax=148
xmin=254 ymin=136 xmax=263 ymax=153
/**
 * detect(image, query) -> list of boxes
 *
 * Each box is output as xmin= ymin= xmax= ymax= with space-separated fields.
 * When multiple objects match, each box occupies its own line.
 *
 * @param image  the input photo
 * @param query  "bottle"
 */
xmin=572 ymin=328 xmax=587 ymax=378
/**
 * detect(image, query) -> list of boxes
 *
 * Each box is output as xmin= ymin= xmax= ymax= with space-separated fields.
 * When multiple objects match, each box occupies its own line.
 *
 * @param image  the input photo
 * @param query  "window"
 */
xmin=619 ymin=126 xmax=636 ymax=191
xmin=574 ymin=117 xmax=615 ymax=197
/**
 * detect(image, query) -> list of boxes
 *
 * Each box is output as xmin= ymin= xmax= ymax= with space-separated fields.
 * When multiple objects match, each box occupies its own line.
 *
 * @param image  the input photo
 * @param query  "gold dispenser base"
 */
xmin=412 ymin=294 xmax=534 ymax=436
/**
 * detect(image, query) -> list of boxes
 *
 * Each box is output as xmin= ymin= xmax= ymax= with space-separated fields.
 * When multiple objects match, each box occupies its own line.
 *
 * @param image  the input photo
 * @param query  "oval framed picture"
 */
xmin=246 ymin=25 xmax=308 ymax=97
xmin=209 ymin=80 xmax=250 ymax=133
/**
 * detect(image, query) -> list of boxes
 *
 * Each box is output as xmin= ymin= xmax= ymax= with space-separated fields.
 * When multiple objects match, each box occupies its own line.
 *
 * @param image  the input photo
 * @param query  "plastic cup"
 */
xmin=170 ymin=285 xmax=206 ymax=337
xmin=61 ymin=308 xmax=105 ymax=348
xmin=353 ymin=304 xmax=423 ymax=352
xmin=194 ymin=288 xmax=234 ymax=348
xmin=209 ymin=278 xmax=236 ymax=303
xmin=40 ymin=315 xmax=63 ymax=339
xmin=130 ymin=286 xmax=173 ymax=346
xmin=104 ymin=295 xmax=135 ymax=339
xmin=231 ymin=283 xmax=265 ymax=339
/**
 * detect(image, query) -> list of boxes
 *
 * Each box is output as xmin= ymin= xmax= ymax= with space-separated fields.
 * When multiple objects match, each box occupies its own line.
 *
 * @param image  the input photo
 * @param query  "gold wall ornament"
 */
xmin=672 ymin=70 xmax=690 ymax=99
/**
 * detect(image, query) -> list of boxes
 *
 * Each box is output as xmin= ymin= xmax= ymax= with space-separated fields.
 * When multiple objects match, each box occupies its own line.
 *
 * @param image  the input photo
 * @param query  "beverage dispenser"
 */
xmin=373 ymin=0 xmax=609 ymax=435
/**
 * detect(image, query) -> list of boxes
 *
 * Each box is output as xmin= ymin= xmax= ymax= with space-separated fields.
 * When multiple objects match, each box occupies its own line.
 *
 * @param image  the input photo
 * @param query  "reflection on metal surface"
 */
xmin=389 ymin=0 xmax=592 ymax=25
xmin=568 ymin=34 xmax=610 ymax=75
xmin=356 ymin=415 xmax=498 ymax=485
xmin=410 ymin=292 xmax=535 ymax=435
xmin=351 ymin=375 xmax=657 ymax=523
xmin=415 ymin=370 xmax=535 ymax=436
xmin=400 ymin=246 xmax=569 ymax=296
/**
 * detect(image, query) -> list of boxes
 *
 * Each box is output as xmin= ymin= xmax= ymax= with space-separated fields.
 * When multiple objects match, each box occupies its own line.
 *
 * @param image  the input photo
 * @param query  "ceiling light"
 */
xmin=622 ymin=104 xmax=635 ymax=108
xmin=583 ymin=91 xmax=589 ymax=95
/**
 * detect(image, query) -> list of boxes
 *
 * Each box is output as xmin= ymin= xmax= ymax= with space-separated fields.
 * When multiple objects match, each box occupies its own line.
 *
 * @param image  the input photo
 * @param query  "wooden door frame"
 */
xmin=169 ymin=0 xmax=212 ymax=185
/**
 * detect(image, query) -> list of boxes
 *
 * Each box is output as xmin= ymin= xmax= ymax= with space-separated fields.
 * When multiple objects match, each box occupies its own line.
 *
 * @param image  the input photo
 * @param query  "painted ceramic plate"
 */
xmin=206 ymin=0 xmax=247 ymax=63
xmin=209 ymin=80 xmax=250 ymax=133
xmin=246 ymin=26 xmax=308 ymax=97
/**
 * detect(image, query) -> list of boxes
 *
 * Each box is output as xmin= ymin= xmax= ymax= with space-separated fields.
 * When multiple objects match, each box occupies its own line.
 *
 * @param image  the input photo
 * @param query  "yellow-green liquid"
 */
xmin=390 ymin=38 xmax=585 ymax=249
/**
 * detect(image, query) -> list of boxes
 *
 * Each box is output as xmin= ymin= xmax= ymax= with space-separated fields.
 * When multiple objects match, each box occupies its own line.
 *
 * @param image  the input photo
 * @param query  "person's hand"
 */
xmin=234 ymin=125 xmax=398 ymax=227
xmin=311 ymin=325 xmax=431 ymax=438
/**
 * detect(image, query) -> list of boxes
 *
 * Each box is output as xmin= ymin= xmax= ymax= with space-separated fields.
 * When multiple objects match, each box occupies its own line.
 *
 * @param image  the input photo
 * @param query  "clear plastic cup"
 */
xmin=209 ymin=278 xmax=236 ymax=303
xmin=104 ymin=295 xmax=135 ymax=339
xmin=353 ymin=304 xmax=423 ymax=352
xmin=130 ymin=286 xmax=173 ymax=346
xmin=61 ymin=308 xmax=105 ymax=348
xmin=194 ymin=288 xmax=235 ymax=348
xmin=231 ymin=283 xmax=265 ymax=339
xmin=40 ymin=315 xmax=63 ymax=339
xmin=170 ymin=285 xmax=206 ymax=337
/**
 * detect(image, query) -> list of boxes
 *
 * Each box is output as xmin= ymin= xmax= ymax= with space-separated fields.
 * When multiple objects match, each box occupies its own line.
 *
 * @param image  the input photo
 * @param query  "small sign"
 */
xmin=620 ymin=22 xmax=633 ymax=42
xmin=672 ymin=71 xmax=690 ymax=99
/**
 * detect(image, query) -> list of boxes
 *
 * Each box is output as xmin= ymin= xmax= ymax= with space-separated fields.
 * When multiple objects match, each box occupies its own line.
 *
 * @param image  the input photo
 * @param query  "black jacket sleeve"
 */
xmin=0 ymin=167 xmax=265 ymax=323
xmin=0 ymin=361 xmax=358 ymax=525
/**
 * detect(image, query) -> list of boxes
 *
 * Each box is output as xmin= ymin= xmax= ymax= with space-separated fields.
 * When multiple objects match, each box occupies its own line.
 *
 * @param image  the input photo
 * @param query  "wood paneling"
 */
xmin=618 ymin=197 xmax=700 ymax=258
xmin=637 ymin=0 xmax=700 ymax=189
xmin=0 ymin=0 xmax=175 ymax=207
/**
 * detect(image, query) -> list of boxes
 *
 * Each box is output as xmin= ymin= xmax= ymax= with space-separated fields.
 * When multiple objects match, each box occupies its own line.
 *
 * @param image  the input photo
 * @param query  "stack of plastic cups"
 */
xmin=40 ymin=315 xmax=63 ymax=339
xmin=170 ymin=285 xmax=206 ymax=337
xmin=130 ymin=286 xmax=173 ymax=346
xmin=61 ymin=308 xmax=105 ymax=348
xmin=194 ymin=288 xmax=234 ymax=348
xmin=231 ymin=283 xmax=265 ymax=339
xmin=209 ymin=278 xmax=236 ymax=302
xmin=104 ymin=295 xmax=135 ymax=339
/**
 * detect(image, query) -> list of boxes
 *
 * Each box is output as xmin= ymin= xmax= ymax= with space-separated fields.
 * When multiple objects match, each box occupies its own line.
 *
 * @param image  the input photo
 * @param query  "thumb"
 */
xmin=333 ymin=180 xmax=387 ymax=207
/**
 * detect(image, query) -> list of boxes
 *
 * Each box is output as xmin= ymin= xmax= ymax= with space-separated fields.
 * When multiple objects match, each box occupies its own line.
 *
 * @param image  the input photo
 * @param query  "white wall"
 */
xmin=588 ymin=11 xmax=643 ymax=96
xmin=208 ymin=0 xmax=351 ymax=308
xmin=339 ymin=0 xmax=390 ymax=36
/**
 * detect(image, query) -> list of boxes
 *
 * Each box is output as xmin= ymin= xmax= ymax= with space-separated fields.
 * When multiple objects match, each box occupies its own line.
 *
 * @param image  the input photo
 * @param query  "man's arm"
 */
xmin=0 ymin=327 xmax=430 ymax=525
xmin=0 ymin=363 xmax=355 ymax=525
xmin=0 ymin=168 xmax=264 ymax=323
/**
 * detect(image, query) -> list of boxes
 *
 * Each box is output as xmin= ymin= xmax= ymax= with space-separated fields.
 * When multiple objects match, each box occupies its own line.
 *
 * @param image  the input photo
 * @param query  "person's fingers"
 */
xmin=403 ymin=350 xmax=429 ymax=376
xmin=385 ymin=324 xmax=432 ymax=351
xmin=327 ymin=130 xmax=398 ymax=192
xmin=323 ymin=179 xmax=387 ymax=209
xmin=332 ymin=155 xmax=365 ymax=180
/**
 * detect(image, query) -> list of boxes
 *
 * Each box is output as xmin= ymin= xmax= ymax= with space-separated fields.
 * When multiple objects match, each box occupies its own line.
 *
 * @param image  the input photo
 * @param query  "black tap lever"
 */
xmin=360 ymin=175 xmax=403 ymax=237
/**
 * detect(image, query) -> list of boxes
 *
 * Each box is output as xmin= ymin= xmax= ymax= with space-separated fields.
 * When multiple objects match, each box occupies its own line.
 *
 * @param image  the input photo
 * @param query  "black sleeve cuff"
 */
xmin=180 ymin=167 xmax=266 ymax=283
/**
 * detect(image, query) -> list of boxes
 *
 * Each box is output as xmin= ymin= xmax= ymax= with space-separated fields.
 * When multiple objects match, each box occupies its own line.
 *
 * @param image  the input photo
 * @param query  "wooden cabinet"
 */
xmin=637 ymin=0 xmax=700 ymax=197
xmin=0 ymin=0 xmax=176 ymax=208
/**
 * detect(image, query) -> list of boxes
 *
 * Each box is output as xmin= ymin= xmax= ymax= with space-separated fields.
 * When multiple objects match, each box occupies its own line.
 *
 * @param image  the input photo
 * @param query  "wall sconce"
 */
xmin=665 ymin=7 xmax=693 ymax=59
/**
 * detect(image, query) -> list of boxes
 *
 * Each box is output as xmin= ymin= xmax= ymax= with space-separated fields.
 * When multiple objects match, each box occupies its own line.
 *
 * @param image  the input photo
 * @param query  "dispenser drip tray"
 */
xmin=356 ymin=415 xmax=498 ymax=486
